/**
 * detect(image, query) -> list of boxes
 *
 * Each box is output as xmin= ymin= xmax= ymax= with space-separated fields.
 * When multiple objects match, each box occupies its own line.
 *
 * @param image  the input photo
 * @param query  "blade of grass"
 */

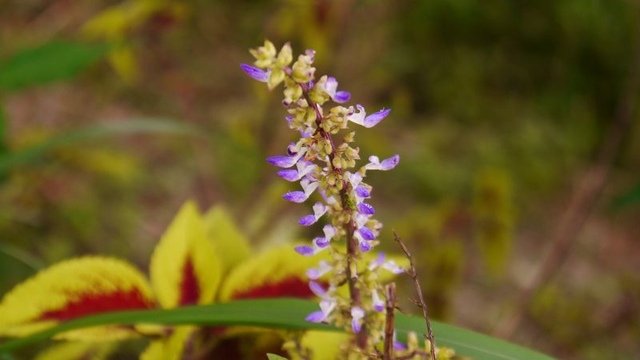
xmin=0 ymin=118 xmax=201 ymax=176
xmin=0 ymin=298 xmax=553 ymax=359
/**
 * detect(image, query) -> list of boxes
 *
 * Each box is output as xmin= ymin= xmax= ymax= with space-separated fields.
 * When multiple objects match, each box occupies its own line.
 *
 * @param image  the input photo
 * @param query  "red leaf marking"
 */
xmin=39 ymin=288 xmax=154 ymax=321
xmin=231 ymin=277 xmax=314 ymax=300
xmin=179 ymin=256 xmax=200 ymax=305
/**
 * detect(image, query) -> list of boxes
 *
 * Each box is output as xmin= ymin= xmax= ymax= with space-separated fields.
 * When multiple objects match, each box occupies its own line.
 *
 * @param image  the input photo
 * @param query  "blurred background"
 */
xmin=1 ymin=1 xmax=639 ymax=359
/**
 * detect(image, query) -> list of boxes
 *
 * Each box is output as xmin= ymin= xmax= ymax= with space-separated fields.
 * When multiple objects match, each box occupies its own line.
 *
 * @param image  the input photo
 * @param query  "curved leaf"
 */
xmin=0 ymin=299 xmax=554 ymax=360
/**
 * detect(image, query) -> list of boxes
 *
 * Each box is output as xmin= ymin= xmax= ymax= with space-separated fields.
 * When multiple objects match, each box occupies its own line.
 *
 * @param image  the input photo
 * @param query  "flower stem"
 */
xmin=300 ymin=86 xmax=367 ymax=350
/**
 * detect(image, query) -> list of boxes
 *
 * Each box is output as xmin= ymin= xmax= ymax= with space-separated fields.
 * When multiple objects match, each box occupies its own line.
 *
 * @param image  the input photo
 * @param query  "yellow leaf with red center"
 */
xmin=218 ymin=244 xmax=324 ymax=302
xmin=204 ymin=205 xmax=252 ymax=275
xmin=150 ymin=201 xmax=222 ymax=308
xmin=0 ymin=257 xmax=154 ymax=338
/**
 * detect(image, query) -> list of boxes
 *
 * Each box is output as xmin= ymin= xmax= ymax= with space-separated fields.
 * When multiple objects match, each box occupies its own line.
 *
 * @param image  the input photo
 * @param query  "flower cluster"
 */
xmin=242 ymin=40 xmax=403 ymax=354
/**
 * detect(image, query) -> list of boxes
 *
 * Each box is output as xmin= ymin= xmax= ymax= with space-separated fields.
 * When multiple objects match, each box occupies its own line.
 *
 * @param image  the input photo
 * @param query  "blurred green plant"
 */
xmin=0 ymin=41 xmax=108 ymax=93
xmin=0 ymin=119 xmax=200 ymax=178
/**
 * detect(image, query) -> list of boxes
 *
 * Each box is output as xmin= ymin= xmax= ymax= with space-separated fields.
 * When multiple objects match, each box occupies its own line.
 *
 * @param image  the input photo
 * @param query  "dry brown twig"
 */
xmin=393 ymin=231 xmax=437 ymax=360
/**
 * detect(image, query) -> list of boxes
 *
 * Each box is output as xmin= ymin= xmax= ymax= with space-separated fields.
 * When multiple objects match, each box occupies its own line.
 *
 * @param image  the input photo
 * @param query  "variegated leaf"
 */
xmin=0 ymin=257 xmax=154 ymax=339
xmin=150 ymin=201 xmax=222 ymax=308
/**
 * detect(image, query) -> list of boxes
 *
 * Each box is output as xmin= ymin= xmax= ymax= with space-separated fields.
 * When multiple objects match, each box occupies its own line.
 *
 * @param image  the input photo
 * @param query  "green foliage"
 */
xmin=0 ymin=119 xmax=200 ymax=177
xmin=0 ymin=299 xmax=554 ymax=360
xmin=0 ymin=41 xmax=108 ymax=92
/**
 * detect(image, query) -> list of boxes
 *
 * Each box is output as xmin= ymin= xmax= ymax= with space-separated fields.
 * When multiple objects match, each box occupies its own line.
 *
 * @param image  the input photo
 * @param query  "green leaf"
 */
xmin=611 ymin=182 xmax=640 ymax=210
xmin=0 ymin=299 xmax=553 ymax=360
xmin=0 ymin=118 xmax=201 ymax=177
xmin=396 ymin=313 xmax=554 ymax=360
xmin=266 ymin=354 xmax=288 ymax=360
xmin=0 ymin=40 xmax=108 ymax=92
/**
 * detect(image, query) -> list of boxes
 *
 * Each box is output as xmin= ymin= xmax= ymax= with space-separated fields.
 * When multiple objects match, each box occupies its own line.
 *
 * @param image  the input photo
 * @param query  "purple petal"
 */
xmin=362 ymin=108 xmax=390 ymax=128
xmin=308 ymin=281 xmax=326 ymax=297
xmin=267 ymin=155 xmax=298 ymax=168
xmin=371 ymin=253 xmax=385 ymax=268
xmin=284 ymin=191 xmax=308 ymax=203
xmin=278 ymin=169 xmax=299 ymax=181
xmin=294 ymin=245 xmax=314 ymax=256
xmin=240 ymin=64 xmax=269 ymax=82
xmin=352 ymin=319 xmax=362 ymax=333
xmin=333 ymin=91 xmax=351 ymax=103
xmin=394 ymin=341 xmax=407 ymax=351
xmin=374 ymin=303 xmax=385 ymax=312
xmin=305 ymin=311 xmax=326 ymax=323
xmin=359 ymin=241 xmax=372 ymax=252
xmin=299 ymin=214 xmax=317 ymax=226
xmin=355 ymin=185 xmax=371 ymax=198
xmin=357 ymin=202 xmax=375 ymax=215
xmin=351 ymin=307 xmax=364 ymax=333
xmin=358 ymin=227 xmax=376 ymax=240
xmin=314 ymin=236 xmax=329 ymax=248
xmin=380 ymin=154 xmax=400 ymax=170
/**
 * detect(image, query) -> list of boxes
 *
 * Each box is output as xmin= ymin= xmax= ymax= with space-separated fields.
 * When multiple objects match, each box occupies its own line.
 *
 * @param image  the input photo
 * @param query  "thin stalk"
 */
xmin=300 ymin=86 xmax=367 ymax=350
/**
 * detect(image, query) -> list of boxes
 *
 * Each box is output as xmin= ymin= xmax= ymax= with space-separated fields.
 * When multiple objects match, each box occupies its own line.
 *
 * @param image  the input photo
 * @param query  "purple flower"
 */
xmin=312 ymin=225 xmax=336 ymax=248
xmin=299 ymin=202 xmax=328 ymax=226
xmin=348 ymin=105 xmax=391 ymax=128
xmin=294 ymin=245 xmax=315 ymax=256
xmin=240 ymin=64 xmax=270 ymax=82
xmin=351 ymin=306 xmax=365 ymax=333
xmin=319 ymin=76 xmax=351 ymax=104
xmin=283 ymin=191 xmax=308 ymax=203
xmin=372 ymin=290 xmax=385 ymax=312
xmin=357 ymin=202 xmax=375 ymax=215
xmin=307 ymin=261 xmax=332 ymax=280
xmin=278 ymin=160 xmax=316 ymax=182
xmin=306 ymin=299 xmax=335 ymax=323
xmin=305 ymin=284 xmax=336 ymax=324
xmin=358 ymin=227 xmax=376 ymax=241
xmin=283 ymin=179 xmax=319 ymax=203
xmin=359 ymin=241 xmax=372 ymax=252
xmin=309 ymin=281 xmax=327 ymax=297
xmin=355 ymin=185 xmax=371 ymax=198
xmin=364 ymin=154 xmax=400 ymax=171
xmin=369 ymin=253 xmax=404 ymax=274
xmin=267 ymin=149 xmax=306 ymax=168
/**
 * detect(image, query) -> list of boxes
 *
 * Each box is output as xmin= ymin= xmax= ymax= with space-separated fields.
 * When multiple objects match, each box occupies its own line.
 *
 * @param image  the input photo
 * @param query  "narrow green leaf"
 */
xmin=0 ymin=299 xmax=553 ymax=359
xmin=397 ymin=314 xmax=554 ymax=360
xmin=0 ymin=41 xmax=108 ymax=92
xmin=266 ymin=354 xmax=288 ymax=360
xmin=0 ymin=118 xmax=201 ymax=176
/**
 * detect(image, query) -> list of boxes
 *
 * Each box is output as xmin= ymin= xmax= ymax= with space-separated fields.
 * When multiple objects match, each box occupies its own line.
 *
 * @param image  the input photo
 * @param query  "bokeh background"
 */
xmin=1 ymin=1 xmax=639 ymax=359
